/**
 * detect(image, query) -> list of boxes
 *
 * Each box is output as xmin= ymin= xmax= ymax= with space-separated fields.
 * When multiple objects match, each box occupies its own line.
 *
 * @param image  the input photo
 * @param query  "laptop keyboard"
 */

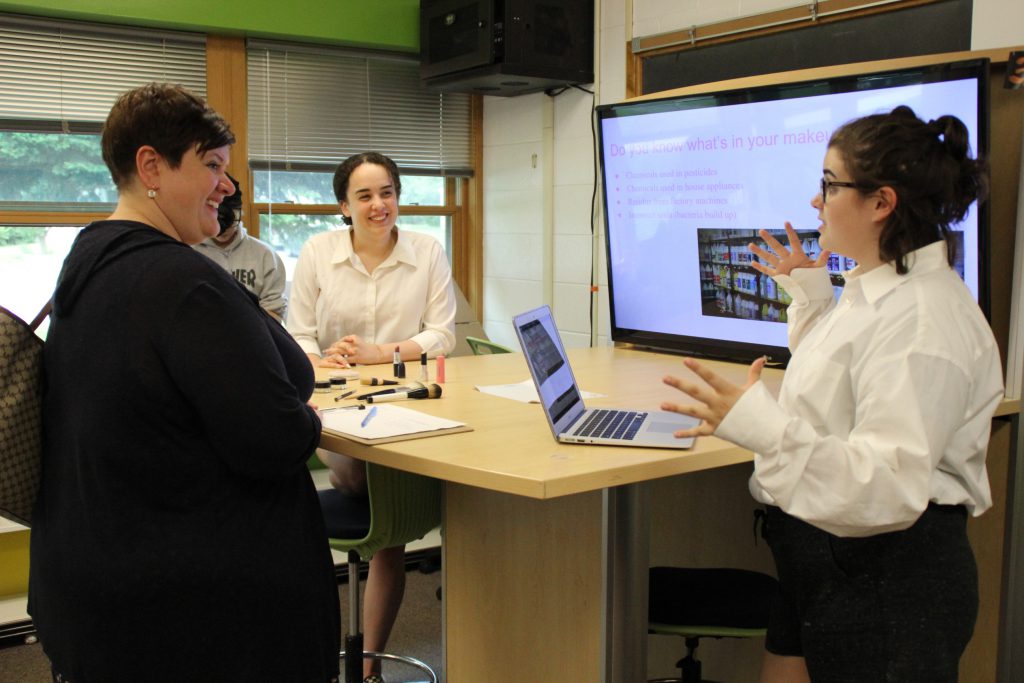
xmin=572 ymin=409 xmax=646 ymax=440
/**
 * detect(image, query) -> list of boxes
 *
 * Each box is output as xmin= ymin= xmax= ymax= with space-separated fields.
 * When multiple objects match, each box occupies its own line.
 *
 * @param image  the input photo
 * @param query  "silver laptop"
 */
xmin=513 ymin=305 xmax=698 ymax=449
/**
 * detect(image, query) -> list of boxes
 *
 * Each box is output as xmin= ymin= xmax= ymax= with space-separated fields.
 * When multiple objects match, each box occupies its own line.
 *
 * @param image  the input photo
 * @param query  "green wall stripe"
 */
xmin=0 ymin=0 xmax=420 ymax=52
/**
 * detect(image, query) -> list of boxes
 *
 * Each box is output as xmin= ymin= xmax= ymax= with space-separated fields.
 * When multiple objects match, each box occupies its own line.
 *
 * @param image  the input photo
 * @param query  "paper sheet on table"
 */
xmin=474 ymin=378 xmax=603 ymax=404
xmin=321 ymin=403 xmax=468 ymax=443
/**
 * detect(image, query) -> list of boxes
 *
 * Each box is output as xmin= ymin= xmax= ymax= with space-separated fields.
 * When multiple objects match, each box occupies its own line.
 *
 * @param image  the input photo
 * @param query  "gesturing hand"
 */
xmin=748 ymin=222 xmax=830 ymax=278
xmin=1009 ymin=54 xmax=1024 ymax=87
xmin=661 ymin=357 xmax=766 ymax=438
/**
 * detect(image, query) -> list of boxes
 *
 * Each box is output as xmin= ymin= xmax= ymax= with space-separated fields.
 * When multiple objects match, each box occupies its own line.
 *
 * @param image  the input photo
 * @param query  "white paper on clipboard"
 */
xmin=320 ymin=403 xmax=467 ymax=443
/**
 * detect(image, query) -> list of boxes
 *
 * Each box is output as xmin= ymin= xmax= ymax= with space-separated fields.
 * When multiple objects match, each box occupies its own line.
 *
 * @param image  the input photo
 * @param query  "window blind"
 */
xmin=0 ymin=14 xmax=207 ymax=132
xmin=248 ymin=40 xmax=472 ymax=176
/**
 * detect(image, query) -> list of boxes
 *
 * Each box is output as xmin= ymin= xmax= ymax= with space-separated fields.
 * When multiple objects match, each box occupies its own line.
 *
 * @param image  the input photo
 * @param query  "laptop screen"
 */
xmin=514 ymin=305 xmax=587 ymax=436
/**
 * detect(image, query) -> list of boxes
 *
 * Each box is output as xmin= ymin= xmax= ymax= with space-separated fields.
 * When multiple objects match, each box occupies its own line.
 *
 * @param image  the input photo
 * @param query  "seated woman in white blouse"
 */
xmin=287 ymin=151 xmax=455 ymax=683
xmin=661 ymin=106 xmax=1001 ymax=683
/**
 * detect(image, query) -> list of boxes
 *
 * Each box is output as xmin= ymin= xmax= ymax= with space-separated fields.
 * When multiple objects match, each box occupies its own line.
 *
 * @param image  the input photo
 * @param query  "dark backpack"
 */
xmin=0 ymin=301 xmax=50 ymax=526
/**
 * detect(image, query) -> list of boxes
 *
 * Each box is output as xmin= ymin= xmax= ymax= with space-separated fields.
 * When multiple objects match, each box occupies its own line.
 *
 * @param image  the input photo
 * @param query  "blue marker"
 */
xmin=360 ymin=405 xmax=378 ymax=428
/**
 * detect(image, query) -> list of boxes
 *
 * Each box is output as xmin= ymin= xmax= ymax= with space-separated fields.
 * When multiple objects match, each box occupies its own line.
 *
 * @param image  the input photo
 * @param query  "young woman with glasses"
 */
xmin=661 ymin=105 xmax=1001 ymax=682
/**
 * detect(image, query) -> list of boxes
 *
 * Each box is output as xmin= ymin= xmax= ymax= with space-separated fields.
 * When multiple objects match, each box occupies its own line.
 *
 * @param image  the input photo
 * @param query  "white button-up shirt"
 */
xmin=286 ymin=227 xmax=456 ymax=358
xmin=717 ymin=241 xmax=1002 ymax=537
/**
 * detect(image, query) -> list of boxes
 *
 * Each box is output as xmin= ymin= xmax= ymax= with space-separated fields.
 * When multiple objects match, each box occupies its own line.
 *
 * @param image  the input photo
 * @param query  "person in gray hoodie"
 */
xmin=194 ymin=174 xmax=288 ymax=321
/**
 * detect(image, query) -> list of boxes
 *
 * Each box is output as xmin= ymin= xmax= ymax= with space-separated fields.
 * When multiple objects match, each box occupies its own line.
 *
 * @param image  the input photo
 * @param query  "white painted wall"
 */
xmin=481 ymin=93 xmax=546 ymax=348
xmin=481 ymin=0 xmax=623 ymax=350
xmin=633 ymin=0 xmax=741 ymax=39
xmin=481 ymin=88 xmax=598 ymax=350
xmin=972 ymin=0 xmax=1024 ymax=50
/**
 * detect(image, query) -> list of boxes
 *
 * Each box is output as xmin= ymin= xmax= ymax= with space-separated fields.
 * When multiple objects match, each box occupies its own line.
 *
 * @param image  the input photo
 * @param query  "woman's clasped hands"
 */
xmin=322 ymin=334 xmax=383 ymax=367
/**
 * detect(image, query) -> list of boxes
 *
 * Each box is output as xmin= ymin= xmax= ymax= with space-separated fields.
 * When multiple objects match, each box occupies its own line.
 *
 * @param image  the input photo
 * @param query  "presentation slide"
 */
xmin=600 ymin=78 xmax=980 ymax=350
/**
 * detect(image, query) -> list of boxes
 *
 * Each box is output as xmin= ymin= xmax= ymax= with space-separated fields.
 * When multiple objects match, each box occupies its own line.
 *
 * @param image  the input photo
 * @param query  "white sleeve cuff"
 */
xmin=715 ymin=381 xmax=789 ymax=455
xmin=774 ymin=267 xmax=834 ymax=304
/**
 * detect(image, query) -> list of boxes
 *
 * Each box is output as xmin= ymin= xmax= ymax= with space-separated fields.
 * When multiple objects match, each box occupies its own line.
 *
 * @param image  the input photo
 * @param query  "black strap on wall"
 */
xmin=641 ymin=0 xmax=973 ymax=95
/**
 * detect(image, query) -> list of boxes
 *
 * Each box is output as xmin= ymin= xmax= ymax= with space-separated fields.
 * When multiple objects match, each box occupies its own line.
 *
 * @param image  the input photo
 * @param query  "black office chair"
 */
xmin=648 ymin=567 xmax=778 ymax=683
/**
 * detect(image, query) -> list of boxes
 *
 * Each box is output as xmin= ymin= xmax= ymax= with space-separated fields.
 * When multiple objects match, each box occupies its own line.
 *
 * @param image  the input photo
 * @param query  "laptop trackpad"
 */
xmin=646 ymin=419 xmax=693 ymax=433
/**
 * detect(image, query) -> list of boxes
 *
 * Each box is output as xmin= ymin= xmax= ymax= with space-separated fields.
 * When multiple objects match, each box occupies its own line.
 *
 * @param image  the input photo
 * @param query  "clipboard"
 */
xmin=320 ymin=403 xmax=472 ymax=445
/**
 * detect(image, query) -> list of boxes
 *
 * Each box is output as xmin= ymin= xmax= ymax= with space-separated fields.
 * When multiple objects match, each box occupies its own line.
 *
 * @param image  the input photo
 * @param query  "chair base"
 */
xmin=339 ymin=649 xmax=438 ymax=683
xmin=647 ymin=632 xmax=750 ymax=683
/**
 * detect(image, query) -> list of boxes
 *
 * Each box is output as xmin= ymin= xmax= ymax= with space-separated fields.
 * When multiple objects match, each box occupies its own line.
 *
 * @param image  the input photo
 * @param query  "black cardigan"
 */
xmin=30 ymin=220 xmax=339 ymax=682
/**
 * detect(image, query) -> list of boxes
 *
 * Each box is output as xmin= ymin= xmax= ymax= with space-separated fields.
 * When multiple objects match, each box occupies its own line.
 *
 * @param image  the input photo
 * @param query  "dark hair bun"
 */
xmin=827 ymin=104 xmax=987 ymax=274
xmin=221 ymin=172 xmax=242 ymax=209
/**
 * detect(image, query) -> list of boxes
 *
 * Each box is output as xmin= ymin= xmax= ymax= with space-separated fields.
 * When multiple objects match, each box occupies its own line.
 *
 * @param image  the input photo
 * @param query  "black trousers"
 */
xmin=763 ymin=503 xmax=977 ymax=683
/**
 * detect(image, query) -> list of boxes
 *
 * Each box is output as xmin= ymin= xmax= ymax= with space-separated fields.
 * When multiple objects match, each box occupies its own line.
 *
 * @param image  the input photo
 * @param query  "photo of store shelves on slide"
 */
xmin=697 ymin=228 xmax=850 ymax=323
xmin=696 ymin=228 xmax=966 ymax=324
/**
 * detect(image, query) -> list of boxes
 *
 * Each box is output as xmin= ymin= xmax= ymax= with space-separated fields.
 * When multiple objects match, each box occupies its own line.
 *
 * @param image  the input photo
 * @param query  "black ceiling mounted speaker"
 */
xmin=420 ymin=0 xmax=594 ymax=97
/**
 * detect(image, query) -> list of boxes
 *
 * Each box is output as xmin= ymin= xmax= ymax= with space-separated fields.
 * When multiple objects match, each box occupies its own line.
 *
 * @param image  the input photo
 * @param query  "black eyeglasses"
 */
xmin=819 ymin=177 xmax=871 ymax=204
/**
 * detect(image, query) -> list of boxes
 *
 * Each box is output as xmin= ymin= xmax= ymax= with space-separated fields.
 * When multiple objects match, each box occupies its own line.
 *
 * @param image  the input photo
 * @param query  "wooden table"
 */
xmin=311 ymin=347 xmax=1020 ymax=682
xmin=311 ymin=347 xmax=781 ymax=682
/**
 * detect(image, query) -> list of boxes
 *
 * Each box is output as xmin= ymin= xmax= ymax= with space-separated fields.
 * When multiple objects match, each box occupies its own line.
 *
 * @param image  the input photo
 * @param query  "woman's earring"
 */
xmin=147 ymin=188 xmax=157 ymax=199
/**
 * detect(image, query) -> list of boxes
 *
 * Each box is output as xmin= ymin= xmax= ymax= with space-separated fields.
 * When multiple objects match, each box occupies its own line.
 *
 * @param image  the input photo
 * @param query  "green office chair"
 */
xmin=465 ymin=335 xmax=513 ymax=355
xmin=318 ymin=462 xmax=442 ymax=683
xmin=648 ymin=567 xmax=778 ymax=683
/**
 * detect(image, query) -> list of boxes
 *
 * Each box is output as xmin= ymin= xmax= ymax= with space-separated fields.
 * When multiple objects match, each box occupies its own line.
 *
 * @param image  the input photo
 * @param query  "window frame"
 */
xmin=0 ymin=16 xmax=205 ymax=228
xmin=251 ymin=175 xmax=462 ymax=251
xmin=0 ymin=30 xmax=483 ymax=320
xmin=249 ymin=170 xmax=478 ymax=319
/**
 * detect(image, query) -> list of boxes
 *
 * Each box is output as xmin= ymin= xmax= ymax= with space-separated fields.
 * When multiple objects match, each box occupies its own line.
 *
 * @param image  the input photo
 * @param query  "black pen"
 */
xmin=321 ymin=403 xmax=366 ymax=412
xmin=334 ymin=389 xmax=356 ymax=402
xmin=356 ymin=386 xmax=409 ymax=400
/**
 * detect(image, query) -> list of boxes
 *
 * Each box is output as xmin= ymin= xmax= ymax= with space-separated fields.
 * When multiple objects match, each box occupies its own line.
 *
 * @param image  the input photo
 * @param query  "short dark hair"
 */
xmin=218 ymin=172 xmax=242 ymax=233
xmin=828 ymin=105 xmax=988 ymax=274
xmin=332 ymin=152 xmax=402 ymax=226
xmin=101 ymin=82 xmax=235 ymax=189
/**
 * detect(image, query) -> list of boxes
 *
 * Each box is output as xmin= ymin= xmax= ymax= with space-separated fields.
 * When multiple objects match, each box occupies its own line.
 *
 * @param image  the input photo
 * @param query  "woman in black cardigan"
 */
xmin=29 ymin=83 xmax=340 ymax=683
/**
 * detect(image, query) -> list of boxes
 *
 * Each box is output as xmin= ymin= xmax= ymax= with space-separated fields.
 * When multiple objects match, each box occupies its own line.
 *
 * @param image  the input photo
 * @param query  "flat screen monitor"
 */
xmin=596 ymin=59 xmax=990 ymax=365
